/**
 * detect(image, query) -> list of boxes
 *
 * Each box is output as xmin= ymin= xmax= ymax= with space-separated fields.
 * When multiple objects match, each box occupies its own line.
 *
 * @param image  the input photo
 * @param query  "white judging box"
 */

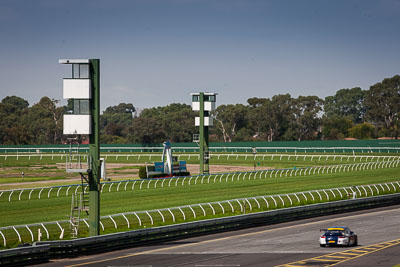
xmin=63 ymin=79 xmax=91 ymax=99
xmin=63 ymin=114 xmax=91 ymax=135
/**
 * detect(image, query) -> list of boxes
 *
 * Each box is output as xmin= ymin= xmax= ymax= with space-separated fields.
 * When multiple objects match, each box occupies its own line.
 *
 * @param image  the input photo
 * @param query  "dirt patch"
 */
xmin=0 ymin=163 xmax=269 ymax=189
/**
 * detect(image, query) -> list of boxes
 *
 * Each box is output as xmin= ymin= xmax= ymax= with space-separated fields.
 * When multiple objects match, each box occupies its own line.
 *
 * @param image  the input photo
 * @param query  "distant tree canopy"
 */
xmin=1 ymin=74 xmax=400 ymax=144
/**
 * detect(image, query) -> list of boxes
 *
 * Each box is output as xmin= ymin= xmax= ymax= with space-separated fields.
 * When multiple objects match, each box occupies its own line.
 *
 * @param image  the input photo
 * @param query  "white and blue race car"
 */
xmin=319 ymin=227 xmax=358 ymax=247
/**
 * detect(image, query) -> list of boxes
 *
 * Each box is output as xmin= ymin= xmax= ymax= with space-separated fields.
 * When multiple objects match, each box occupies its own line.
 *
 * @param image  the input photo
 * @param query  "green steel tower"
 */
xmin=191 ymin=92 xmax=217 ymax=175
xmin=60 ymin=59 xmax=101 ymax=236
xmin=88 ymin=59 xmax=100 ymax=236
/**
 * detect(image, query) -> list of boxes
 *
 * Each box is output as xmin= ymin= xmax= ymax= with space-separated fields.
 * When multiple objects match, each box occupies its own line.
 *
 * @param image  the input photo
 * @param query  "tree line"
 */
xmin=1 ymin=75 xmax=399 ymax=145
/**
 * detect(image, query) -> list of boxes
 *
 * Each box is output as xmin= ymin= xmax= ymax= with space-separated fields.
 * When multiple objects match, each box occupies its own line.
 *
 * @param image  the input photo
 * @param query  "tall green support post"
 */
xmin=88 ymin=59 xmax=100 ymax=236
xmin=199 ymin=93 xmax=209 ymax=174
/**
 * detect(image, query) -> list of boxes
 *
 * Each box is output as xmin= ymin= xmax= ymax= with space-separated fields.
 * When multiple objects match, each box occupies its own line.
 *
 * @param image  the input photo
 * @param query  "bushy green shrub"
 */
xmin=138 ymin=166 xmax=147 ymax=178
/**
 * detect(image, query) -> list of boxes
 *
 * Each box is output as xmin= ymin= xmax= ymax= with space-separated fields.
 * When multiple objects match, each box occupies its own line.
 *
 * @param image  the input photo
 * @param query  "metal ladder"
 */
xmin=70 ymin=176 xmax=89 ymax=238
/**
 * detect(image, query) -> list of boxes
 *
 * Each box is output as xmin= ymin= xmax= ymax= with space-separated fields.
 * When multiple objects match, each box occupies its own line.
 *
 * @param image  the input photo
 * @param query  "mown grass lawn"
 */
xmin=1 ymin=166 xmax=399 ymax=227
xmin=1 ymin=151 xmax=397 ymax=187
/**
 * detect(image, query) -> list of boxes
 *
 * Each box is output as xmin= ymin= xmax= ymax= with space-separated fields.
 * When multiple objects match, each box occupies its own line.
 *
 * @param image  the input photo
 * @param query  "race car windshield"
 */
xmin=324 ymin=230 xmax=344 ymax=236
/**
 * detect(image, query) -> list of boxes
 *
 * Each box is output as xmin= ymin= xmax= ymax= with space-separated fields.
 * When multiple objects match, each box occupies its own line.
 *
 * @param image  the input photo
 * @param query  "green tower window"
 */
xmin=204 ymin=95 xmax=215 ymax=102
xmin=192 ymin=95 xmax=200 ymax=102
xmin=72 ymin=64 xmax=90 ymax=79
xmin=72 ymin=99 xmax=90 ymax=115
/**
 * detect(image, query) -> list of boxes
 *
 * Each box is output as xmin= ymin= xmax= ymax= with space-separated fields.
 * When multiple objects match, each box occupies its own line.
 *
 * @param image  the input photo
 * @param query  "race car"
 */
xmin=319 ymin=227 xmax=358 ymax=247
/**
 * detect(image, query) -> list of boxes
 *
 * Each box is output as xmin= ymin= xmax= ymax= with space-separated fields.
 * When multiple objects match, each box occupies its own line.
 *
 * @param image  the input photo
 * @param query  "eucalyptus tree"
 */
xmin=364 ymin=75 xmax=400 ymax=137
xmin=324 ymin=87 xmax=366 ymax=123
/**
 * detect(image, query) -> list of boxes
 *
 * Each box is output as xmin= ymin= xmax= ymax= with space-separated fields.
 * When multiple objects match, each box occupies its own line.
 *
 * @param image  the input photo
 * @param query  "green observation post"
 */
xmin=60 ymin=59 xmax=100 ymax=237
xmin=191 ymin=92 xmax=217 ymax=174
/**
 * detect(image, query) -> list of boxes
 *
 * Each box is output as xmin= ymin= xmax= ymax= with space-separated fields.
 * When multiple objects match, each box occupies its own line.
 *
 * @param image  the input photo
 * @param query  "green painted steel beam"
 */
xmin=88 ymin=59 xmax=100 ymax=236
xmin=199 ymin=92 xmax=210 ymax=174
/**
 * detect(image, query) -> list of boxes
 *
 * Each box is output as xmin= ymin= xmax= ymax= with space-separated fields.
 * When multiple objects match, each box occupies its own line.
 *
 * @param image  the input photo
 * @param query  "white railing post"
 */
xmin=293 ymin=193 xmax=300 ymax=203
xmin=308 ymin=191 xmax=315 ymax=201
xmin=0 ymin=231 xmax=6 ymax=247
xmin=270 ymin=196 xmax=277 ymax=207
xmin=16 ymin=190 xmax=24 ymax=201
xmin=56 ymin=187 xmax=62 ymax=197
xmin=168 ymin=208 xmax=176 ymax=222
xmin=132 ymin=180 xmax=137 ymax=190
xmin=198 ymin=204 xmax=206 ymax=216
xmin=40 ymin=223 xmax=50 ymax=239
xmin=8 ymin=191 xmax=14 ymax=202
xmin=189 ymin=206 xmax=196 ymax=218
xmin=329 ymin=189 xmax=336 ymax=198
xmin=253 ymin=197 xmax=261 ymax=209
xmin=146 ymin=211 xmax=154 ymax=225
xmin=122 ymin=213 xmax=130 ymax=228
xmin=227 ymin=201 xmax=235 ymax=213
xmin=47 ymin=188 xmax=53 ymax=198
xmin=124 ymin=181 xmax=130 ymax=191
xmin=316 ymin=191 xmax=322 ymax=201
xmin=157 ymin=210 xmax=165 ymax=222
xmin=285 ymin=194 xmax=293 ymax=206
xmin=74 ymin=186 xmax=80 ymax=195
xmin=134 ymin=212 xmax=142 ymax=226
xmin=360 ymin=186 xmax=368 ymax=196
xmin=208 ymin=203 xmax=216 ymax=215
xmin=65 ymin=186 xmax=71 ymax=196
xmin=236 ymin=199 xmax=244 ymax=212
xmin=217 ymin=202 xmax=225 ymax=214
xmin=261 ymin=196 xmax=269 ymax=208
xmin=277 ymin=195 xmax=285 ymax=206
xmin=82 ymin=219 xmax=89 ymax=228
xmin=335 ymin=188 xmax=342 ymax=198
xmin=38 ymin=188 xmax=45 ymax=200
xmin=25 ymin=225 xmax=34 ymax=242
xmin=154 ymin=179 xmax=159 ymax=189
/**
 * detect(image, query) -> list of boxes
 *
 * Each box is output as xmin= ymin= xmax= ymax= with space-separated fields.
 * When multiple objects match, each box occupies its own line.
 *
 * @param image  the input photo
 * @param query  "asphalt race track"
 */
xmin=38 ymin=205 xmax=400 ymax=267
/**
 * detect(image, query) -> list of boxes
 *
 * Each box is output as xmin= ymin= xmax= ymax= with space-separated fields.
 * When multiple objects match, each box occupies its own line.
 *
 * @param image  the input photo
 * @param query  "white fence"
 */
xmin=1 ymin=145 xmax=400 ymax=154
xmin=1 ymin=153 xmax=399 ymax=162
xmin=1 ymin=159 xmax=400 ymax=203
xmin=1 ymin=181 xmax=399 ymax=248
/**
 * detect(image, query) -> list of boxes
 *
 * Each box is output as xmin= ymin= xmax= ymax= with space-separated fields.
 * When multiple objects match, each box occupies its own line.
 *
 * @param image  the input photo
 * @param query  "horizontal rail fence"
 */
xmin=1 ymin=145 xmax=400 ymax=154
xmin=1 ymin=181 xmax=399 ymax=248
xmin=1 ymin=159 xmax=400 ymax=203
xmin=1 ymin=153 xmax=400 ymax=163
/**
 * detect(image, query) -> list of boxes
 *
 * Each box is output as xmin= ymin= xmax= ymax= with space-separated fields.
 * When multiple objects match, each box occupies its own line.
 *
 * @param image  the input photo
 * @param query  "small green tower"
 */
xmin=191 ymin=92 xmax=217 ymax=174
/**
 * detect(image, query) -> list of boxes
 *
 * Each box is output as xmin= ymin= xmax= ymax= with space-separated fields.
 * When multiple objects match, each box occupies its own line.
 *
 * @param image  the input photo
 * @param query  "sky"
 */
xmin=1 ymin=0 xmax=400 ymax=112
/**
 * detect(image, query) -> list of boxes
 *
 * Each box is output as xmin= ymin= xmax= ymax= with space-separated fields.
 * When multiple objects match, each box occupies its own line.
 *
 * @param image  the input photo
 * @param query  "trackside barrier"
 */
xmin=1 ymin=192 xmax=397 ymax=264
xmin=1 ymin=181 xmax=399 ymax=249
xmin=1 ymin=144 xmax=400 ymax=153
xmin=2 ymin=159 xmax=400 ymax=203
xmin=0 ymin=153 xmax=399 ymax=163
xmin=0 ymin=244 xmax=50 ymax=266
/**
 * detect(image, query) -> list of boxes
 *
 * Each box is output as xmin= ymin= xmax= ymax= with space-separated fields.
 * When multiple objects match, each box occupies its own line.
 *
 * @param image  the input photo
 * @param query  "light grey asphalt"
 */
xmin=39 ymin=205 xmax=400 ymax=267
